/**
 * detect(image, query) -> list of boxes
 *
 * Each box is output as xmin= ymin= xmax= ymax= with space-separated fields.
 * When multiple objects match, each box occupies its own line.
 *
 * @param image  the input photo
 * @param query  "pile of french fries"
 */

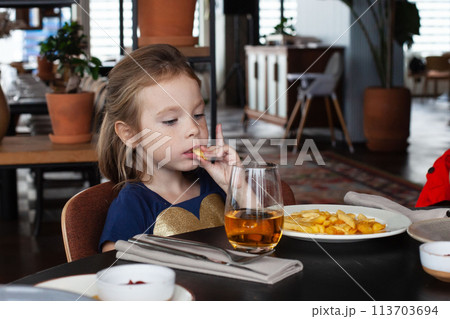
xmin=284 ymin=209 xmax=386 ymax=235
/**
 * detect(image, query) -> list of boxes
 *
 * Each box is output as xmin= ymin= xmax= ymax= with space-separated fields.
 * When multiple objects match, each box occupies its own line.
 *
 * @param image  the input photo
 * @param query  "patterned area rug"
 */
xmin=259 ymin=151 xmax=423 ymax=208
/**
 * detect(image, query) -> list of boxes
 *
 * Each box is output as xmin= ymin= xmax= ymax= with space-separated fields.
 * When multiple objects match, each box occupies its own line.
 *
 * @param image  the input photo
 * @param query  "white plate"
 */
xmin=283 ymin=204 xmax=412 ymax=243
xmin=35 ymin=274 xmax=194 ymax=301
xmin=407 ymin=218 xmax=450 ymax=243
xmin=0 ymin=285 xmax=94 ymax=301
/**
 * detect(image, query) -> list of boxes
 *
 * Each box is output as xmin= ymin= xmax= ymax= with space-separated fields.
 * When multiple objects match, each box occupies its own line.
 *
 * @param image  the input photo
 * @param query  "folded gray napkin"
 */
xmin=115 ymin=236 xmax=302 ymax=285
xmin=344 ymin=191 xmax=449 ymax=223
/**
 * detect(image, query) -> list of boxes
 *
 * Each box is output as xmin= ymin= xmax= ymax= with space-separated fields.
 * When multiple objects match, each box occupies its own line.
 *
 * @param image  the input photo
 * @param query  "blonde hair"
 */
xmin=97 ymin=44 xmax=200 ymax=189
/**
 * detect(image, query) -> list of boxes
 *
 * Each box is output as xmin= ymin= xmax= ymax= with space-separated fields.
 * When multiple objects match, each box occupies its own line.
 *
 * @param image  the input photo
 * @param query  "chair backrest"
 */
xmin=425 ymin=56 xmax=450 ymax=71
xmin=61 ymin=181 xmax=117 ymax=262
xmin=324 ymin=51 xmax=344 ymax=79
xmin=61 ymin=180 xmax=295 ymax=262
xmin=281 ymin=180 xmax=296 ymax=206
xmin=308 ymin=52 xmax=343 ymax=96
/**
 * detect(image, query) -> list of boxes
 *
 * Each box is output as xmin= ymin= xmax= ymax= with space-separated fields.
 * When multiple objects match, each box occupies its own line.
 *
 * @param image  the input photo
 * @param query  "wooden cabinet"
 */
xmin=246 ymin=46 xmax=287 ymax=126
xmin=244 ymin=45 xmax=345 ymax=129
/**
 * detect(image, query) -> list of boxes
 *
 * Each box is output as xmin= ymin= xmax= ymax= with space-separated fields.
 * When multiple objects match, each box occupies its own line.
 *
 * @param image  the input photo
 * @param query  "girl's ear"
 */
xmin=114 ymin=121 xmax=135 ymax=145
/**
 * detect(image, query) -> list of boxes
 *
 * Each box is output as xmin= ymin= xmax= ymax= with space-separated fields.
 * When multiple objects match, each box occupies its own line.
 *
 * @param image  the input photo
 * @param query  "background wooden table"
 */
xmin=0 ymin=135 xmax=99 ymax=235
xmin=0 ymin=135 xmax=98 ymax=166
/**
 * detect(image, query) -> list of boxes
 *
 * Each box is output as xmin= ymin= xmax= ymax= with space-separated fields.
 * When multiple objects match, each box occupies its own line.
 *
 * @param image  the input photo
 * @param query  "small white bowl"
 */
xmin=96 ymin=264 xmax=176 ymax=301
xmin=419 ymin=241 xmax=450 ymax=283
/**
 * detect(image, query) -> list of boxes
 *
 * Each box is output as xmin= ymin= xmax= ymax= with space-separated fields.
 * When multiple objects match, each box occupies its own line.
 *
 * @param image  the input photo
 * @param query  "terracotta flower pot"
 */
xmin=363 ymin=87 xmax=412 ymax=152
xmin=137 ymin=0 xmax=198 ymax=47
xmin=46 ymin=92 xmax=94 ymax=144
xmin=37 ymin=56 xmax=54 ymax=82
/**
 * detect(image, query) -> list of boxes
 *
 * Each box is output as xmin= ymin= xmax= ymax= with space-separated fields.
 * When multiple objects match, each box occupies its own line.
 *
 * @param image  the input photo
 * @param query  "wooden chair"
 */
xmin=61 ymin=180 xmax=296 ymax=262
xmin=61 ymin=181 xmax=117 ymax=262
xmin=422 ymin=56 xmax=450 ymax=97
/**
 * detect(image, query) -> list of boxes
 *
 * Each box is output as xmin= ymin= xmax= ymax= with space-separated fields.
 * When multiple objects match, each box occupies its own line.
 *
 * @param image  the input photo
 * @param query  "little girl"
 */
xmin=97 ymin=44 xmax=239 ymax=252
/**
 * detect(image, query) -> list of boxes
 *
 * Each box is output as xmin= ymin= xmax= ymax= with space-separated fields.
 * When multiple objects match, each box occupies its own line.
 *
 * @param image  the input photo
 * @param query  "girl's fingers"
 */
xmin=216 ymin=124 xmax=225 ymax=147
xmin=206 ymin=145 xmax=240 ymax=165
xmin=198 ymin=142 xmax=241 ymax=166
xmin=220 ymin=145 xmax=241 ymax=166
xmin=199 ymin=157 xmax=213 ymax=169
xmin=202 ymin=145 xmax=224 ymax=159
xmin=201 ymin=145 xmax=217 ymax=152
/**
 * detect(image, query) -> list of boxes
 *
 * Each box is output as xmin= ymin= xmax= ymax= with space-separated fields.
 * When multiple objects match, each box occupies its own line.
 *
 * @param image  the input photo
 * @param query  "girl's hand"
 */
xmin=196 ymin=124 xmax=241 ymax=192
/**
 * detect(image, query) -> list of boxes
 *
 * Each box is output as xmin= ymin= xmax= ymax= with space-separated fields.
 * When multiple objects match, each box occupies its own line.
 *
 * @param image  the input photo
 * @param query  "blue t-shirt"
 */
xmin=98 ymin=169 xmax=226 ymax=250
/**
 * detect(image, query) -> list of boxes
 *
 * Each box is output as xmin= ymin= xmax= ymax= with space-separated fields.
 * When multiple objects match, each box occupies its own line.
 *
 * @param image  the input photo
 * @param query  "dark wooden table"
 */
xmin=12 ymin=226 xmax=450 ymax=301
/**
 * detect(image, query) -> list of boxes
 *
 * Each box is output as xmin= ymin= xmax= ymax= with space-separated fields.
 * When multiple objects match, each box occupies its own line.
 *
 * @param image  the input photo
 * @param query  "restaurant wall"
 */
xmin=296 ymin=0 xmax=350 ymax=46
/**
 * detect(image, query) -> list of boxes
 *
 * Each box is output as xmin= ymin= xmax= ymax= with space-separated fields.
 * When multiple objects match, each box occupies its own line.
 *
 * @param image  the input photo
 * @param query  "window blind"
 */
xmin=89 ymin=0 xmax=132 ymax=61
xmin=409 ymin=0 xmax=450 ymax=55
xmin=259 ymin=0 xmax=297 ymax=44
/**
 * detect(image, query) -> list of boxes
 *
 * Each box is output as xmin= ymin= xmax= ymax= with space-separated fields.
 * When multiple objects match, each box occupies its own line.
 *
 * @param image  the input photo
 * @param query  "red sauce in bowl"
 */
xmin=127 ymin=280 xmax=146 ymax=285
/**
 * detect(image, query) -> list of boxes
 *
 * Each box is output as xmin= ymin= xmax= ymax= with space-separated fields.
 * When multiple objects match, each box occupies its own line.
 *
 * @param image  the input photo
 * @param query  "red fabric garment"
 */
xmin=416 ymin=149 xmax=450 ymax=207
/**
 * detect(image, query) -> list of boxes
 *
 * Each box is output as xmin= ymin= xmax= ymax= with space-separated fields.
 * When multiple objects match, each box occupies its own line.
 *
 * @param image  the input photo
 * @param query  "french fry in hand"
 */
xmin=284 ymin=209 xmax=386 ymax=235
xmin=193 ymin=148 xmax=207 ymax=160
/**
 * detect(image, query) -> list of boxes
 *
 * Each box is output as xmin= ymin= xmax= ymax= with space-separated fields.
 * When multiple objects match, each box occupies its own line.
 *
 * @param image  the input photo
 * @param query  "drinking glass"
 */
xmin=224 ymin=162 xmax=284 ymax=253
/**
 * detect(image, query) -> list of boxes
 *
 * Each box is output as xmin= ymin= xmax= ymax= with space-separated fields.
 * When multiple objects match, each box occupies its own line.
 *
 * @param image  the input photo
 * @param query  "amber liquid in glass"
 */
xmin=224 ymin=208 xmax=283 ymax=253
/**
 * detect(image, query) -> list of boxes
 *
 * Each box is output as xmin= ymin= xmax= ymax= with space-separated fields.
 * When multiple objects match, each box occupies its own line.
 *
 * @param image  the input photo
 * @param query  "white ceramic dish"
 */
xmin=96 ymin=264 xmax=175 ymax=301
xmin=419 ymin=241 xmax=450 ymax=283
xmin=35 ymin=274 xmax=194 ymax=301
xmin=0 ymin=285 xmax=94 ymax=301
xmin=283 ymin=204 xmax=411 ymax=243
xmin=407 ymin=218 xmax=450 ymax=243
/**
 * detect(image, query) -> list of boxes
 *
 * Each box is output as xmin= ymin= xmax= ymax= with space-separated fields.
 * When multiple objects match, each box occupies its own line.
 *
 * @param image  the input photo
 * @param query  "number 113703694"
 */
xmin=371 ymin=305 xmax=438 ymax=316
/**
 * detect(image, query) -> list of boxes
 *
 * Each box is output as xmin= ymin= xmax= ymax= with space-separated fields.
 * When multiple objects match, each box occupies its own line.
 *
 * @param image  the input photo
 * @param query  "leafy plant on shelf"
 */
xmin=273 ymin=17 xmax=296 ymax=36
xmin=39 ymin=21 xmax=102 ymax=93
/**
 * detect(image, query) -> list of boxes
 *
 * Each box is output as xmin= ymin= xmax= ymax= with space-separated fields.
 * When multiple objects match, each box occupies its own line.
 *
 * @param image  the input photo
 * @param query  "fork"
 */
xmin=143 ymin=234 xmax=274 ymax=265
xmin=128 ymin=239 xmax=267 ymax=275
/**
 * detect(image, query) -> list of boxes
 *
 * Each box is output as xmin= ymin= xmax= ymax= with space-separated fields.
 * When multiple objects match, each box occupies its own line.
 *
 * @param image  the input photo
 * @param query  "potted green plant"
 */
xmin=40 ymin=21 xmax=102 ymax=144
xmin=265 ymin=17 xmax=297 ymax=45
xmin=340 ymin=0 xmax=420 ymax=151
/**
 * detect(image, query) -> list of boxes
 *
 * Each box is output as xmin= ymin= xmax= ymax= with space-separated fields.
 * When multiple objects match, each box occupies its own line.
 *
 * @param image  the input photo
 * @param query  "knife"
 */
xmin=143 ymin=234 xmax=274 ymax=264
xmin=144 ymin=234 xmax=232 ymax=257
xmin=127 ymin=238 xmax=266 ymax=276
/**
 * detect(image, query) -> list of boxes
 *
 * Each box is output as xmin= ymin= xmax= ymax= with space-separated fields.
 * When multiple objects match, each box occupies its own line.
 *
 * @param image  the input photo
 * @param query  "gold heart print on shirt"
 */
xmin=153 ymin=194 xmax=224 ymax=236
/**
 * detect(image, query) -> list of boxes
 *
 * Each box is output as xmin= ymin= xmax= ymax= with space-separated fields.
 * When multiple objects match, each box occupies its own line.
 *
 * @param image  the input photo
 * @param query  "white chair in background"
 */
xmin=284 ymin=52 xmax=354 ymax=153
